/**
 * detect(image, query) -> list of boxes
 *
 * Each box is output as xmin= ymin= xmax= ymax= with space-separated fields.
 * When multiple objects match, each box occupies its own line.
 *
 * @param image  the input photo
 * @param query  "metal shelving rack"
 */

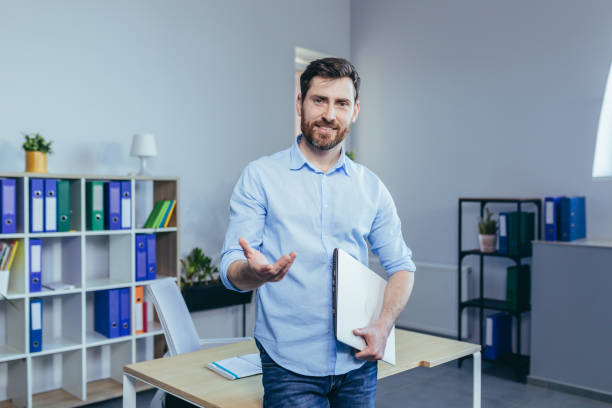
xmin=0 ymin=172 xmax=180 ymax=408
xmin=457 ymin=197 xmax=541 ymax=382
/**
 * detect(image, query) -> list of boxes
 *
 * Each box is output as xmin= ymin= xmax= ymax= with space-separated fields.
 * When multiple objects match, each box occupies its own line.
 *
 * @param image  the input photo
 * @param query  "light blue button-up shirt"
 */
xmin=220 ymin=135 xmax=415 ymax=377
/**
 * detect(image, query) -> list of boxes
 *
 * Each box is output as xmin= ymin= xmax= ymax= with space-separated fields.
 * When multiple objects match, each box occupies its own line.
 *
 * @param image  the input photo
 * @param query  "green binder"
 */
xmin=152 ymin=200 xmax=171 ymax=228
xmin=86 ymin=181 xmax=105 ymax=230
xmin=507 ymin=211 xmax=535 ymax=257
xmin=57 ymin=180 xmax=71 ymax=232
xmin=506 ymin=265 xmax=530 ymax=310
xmin=144 ymin=201 xmax=165 ymax=228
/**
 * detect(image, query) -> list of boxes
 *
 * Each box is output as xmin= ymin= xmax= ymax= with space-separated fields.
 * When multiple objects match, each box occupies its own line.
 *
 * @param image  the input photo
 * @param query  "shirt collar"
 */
xmin=290 ymin=134 xmax=351 ymax=176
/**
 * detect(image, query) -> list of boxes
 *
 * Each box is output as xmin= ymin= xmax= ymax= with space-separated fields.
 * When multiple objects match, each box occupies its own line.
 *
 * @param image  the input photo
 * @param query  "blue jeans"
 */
xmin=256 ymin=340 xmax=377 ymax=408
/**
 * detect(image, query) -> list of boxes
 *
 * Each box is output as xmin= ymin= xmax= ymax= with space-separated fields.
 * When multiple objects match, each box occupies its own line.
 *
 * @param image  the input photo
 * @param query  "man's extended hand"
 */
xmin=353 ymin=322 xmax=390 ymax=361
xmin=238 ymin=237 xmax=296 ymax=284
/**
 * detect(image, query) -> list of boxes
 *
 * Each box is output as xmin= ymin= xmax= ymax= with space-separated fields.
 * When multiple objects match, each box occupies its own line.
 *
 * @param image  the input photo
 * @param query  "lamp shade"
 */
xmin=130 ymin=134 xmax=158 ymax=158
xmin=593 ymin=63 xmax=612 ymax=178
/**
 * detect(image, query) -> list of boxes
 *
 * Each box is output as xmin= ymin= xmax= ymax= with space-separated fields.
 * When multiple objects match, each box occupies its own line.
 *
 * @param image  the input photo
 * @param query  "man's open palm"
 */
xmin=238 ymin=237 xmax=296 ymax=283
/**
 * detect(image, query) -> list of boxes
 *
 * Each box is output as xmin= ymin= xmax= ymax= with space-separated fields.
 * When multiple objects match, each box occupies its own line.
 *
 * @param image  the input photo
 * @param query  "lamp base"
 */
xmin=137 ymin=157 xmax=152 ymax=176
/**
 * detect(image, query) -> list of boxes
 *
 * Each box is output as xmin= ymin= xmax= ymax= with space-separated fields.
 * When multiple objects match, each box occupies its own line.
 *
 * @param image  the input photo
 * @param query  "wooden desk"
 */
xmin=123 ymin=330 xmax=481 ymax=408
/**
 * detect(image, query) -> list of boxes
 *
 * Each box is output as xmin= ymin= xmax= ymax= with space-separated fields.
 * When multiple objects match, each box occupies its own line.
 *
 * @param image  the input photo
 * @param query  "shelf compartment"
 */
xmin=0 ymin=299 xmax=25 ymax=361
xmin=32 ymin=293 xmax=82 ymax=355
xmin=31 ymin=348 xmax=84 ymax=406
xmin=460 ymin=297 xmax=531 ymax=313
xmin=135 ymin=334 xmax=165 ymax=362
xmin=156 ymin=232 xmax=177 ymax=279
xmin=0 ymin=238 xmax=26 ymax=296
xmin=86 ymin=340 xmax=132 ymax=400
xmin=83 ymin=378 xmax=151 ymax=407
xmin=85 ymin=291 xmax=132 ymax=345
xmin=0 ymin=358 xmax=27 ymax=407
xmin=39 ymin=236 xmax=82 ymax=291
xmin=84 ymin=234 xmax=131 ymax=288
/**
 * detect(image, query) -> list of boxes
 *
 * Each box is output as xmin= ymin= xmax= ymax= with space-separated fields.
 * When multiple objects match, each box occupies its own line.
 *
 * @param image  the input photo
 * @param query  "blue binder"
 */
xmin=30 ymin=178 xmax=44 ymax=233
xmin=94 ymin=289 xmax=120 ymax=338
xmin=119 ymin=288 xmax=131 ymax=336
xmin=146 ymin=234 xmax=156 ymax=281
xmin=105 ymin=181 xmax=121 ymax=230
xmin=29 ymin=238 xmax=42 ymax=292
xmin=44 ymin=179 xmax=57 ymax=232
xmin=498 ymin=212 xmax=508 ymax=254
xmin=120 ymin=181 xmax=132 ymax=229
xmin=135 ymin=234 xmax=147 ymax=281
xmin=30 ymin=298 xmax=43 ymax=352
xmin=560 ymin=197 xmax=586 ymax=242
xmin=544 ymin=197 xmax=563 ymax=241
xmin=484 ymin=312 xmax=511 ymax=360
xmin=0 ymin=178 xmax=17 ymax=234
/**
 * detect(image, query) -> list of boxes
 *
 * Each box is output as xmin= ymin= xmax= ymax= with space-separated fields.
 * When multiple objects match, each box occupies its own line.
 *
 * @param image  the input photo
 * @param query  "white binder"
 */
xmin=333 ymin=248 xmax=396 ymax=365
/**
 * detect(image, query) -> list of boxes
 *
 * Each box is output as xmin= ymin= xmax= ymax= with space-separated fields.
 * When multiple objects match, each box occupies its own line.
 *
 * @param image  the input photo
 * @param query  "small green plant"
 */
xmin=478 ymin=208 xmax=497 ymax=235
xmin=180 ymin=247 xmax=219 ymax=289
xmin=22 ymin=133 xmax=53 ymax=154
xmin=345 ymin=151 xmax=355 ymax=161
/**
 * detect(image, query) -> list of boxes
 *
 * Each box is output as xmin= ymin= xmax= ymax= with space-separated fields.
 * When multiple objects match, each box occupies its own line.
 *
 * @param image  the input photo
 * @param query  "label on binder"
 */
xmin=546 ymin=201 xmax=554 ymax=224
xmin=31 ymin=302 xmax=42 ymax=330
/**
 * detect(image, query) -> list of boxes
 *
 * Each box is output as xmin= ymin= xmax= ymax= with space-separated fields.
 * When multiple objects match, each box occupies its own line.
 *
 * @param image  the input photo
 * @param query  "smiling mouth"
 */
xmin=315 ymin=124 xmax=337 ymax=135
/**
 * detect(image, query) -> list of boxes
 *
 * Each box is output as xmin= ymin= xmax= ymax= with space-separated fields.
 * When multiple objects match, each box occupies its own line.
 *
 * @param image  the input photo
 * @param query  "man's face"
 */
xmin=297 ymin=76 xmax=360 ymax=151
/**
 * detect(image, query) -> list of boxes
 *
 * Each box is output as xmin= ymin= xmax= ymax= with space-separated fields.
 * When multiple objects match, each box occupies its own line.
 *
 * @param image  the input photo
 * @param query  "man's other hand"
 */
xmin=353 ymin=323 xmax=389 ymax=361
xmin=239 ymin=237 xmax=296 ymax=283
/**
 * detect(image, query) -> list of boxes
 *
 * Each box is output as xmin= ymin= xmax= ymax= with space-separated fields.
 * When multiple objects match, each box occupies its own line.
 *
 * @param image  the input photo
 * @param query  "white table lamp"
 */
xmin=130 ymin=133 xmax=158 ymax=176
xmin=593 ymin=62 xmax=612 ymax=179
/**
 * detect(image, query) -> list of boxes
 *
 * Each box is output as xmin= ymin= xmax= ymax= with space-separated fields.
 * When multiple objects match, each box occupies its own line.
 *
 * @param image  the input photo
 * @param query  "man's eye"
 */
xmin=338 ymin=102 xmax=348 ymax=107
xmin=315 ymin=98 xmax=323 ymax=103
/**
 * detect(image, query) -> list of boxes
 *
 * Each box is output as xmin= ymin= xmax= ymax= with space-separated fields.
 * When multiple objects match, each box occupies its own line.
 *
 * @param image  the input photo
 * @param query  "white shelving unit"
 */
xmin=0 ymin=173 xmax=180 ymax=408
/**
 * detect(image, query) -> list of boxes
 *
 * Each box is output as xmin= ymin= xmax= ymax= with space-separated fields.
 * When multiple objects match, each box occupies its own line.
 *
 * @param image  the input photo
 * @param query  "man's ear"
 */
xmin=296 ymin=93 xmax=303 ymax=117
xmin=351 ymin=100 xmax=360 ymax=124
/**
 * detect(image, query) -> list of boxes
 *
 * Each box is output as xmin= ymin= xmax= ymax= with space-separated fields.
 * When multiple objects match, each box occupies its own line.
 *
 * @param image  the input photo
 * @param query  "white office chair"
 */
xmin=146 ymin=277 xmax=251 ymax=408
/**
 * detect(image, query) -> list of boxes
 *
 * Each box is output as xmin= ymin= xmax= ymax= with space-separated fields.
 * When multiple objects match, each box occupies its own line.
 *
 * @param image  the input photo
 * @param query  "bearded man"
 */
xmin=220 ymin=57 xmax=415 ymax=408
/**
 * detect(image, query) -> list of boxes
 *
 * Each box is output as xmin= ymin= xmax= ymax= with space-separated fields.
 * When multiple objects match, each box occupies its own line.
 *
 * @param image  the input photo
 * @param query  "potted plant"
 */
xmin=180 ymin=247 xmax=252 ymax=312
xmin=478 ymin=208 xmax=498 ymax=253
xmin=23 ymin=133 xmax=53 ymax=173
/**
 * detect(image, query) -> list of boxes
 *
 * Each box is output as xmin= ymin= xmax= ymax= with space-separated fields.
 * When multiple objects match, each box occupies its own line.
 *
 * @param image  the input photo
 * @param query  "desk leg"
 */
xmin=123 ymin=373 xmax=137 ymax=408
xmin=473 ymin=351 xmax=481 ymax=408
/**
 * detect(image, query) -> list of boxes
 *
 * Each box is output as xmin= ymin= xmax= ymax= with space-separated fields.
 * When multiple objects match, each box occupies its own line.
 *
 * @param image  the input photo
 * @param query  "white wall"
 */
xmin=0 ymin=0 xmax=351 ymax=337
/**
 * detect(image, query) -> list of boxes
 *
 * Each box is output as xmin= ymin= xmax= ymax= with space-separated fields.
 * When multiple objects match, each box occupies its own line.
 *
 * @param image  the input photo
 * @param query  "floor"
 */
xmin=85 ymin=362 xmax=612 ymax=408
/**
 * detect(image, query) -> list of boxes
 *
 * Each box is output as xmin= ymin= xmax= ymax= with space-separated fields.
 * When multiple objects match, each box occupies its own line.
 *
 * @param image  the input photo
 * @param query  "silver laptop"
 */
xmin=333 ymin=248 xmax=396 ymax=365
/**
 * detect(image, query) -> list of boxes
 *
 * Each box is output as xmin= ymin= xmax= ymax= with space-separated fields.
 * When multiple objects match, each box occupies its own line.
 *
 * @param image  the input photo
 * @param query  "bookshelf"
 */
xmin=0 ymin=173 xmax=180 ymax=408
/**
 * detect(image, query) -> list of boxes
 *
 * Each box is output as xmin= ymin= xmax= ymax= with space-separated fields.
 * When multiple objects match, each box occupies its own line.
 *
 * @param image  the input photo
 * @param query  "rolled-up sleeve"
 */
xmin=220 ymin=163 xmax=267 ymax=292
xmin=368 ymin=183 xmax=416 ymax=276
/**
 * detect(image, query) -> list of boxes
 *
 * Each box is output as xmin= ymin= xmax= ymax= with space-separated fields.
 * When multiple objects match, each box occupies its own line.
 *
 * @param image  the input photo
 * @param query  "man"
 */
xmin=220 ymin=58 xmax=415 ymax=408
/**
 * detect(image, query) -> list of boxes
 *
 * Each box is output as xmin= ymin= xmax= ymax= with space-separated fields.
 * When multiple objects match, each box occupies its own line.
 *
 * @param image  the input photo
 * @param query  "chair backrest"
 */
xmin=146 ymin=278 xmax=201 ymax=356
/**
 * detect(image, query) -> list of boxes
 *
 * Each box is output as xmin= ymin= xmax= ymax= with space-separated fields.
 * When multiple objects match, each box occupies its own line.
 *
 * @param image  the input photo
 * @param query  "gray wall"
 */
xmin=0 ymin=0 xmax=350 ymax=336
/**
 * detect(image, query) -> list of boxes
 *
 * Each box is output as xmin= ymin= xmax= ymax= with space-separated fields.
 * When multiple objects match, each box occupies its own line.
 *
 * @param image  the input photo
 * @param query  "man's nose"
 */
xmin=322 ymin=105 xmax=337 ymax=122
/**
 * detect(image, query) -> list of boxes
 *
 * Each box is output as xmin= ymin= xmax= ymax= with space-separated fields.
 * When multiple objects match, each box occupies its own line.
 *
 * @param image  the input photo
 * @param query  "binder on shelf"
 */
xmin=143 ymin=301 xmax=148 ymax=332
xmin=143 ymin=201 xmax=165 ymax=228
xmin=0 ymin=240 xmax=19 ymax=271
xmin=0 ymin=178 xmax=17 ymax=234
xmin=507 ymin=211 xmax=535 ymax=257
xmin=30 ymin=298 xmax=43 ymax=352
xmin=560 ymin=197 xmax=586 ymax=242
xmin=120 ymin=181 xmax=132 ymax=229
xmin=135 ymin=234 xmax=147 ymax=281
xmin=146 ymin=234 xmax=157 ymax=281
xmin=57 ymin=180 xmax=71 ymax=232
xmin=498 ymin=212 xmax=508 ymax=254
xmin=30 ymin=178 xmax=44 ymax=233
xmin=86 ymin=181 xmax=105 ymax=230
xmin=160 ymin=200 xmax=176 ymax=228
xmin=135 ymin=286 xmax=145 ymax=334
xmin=94 ymin=289 xmax=120 ymax=338
xmin=104 ymin=181 xmax=121 ymax=230
xmin=119 ymin=287 xmax=130 ymax=336
xmin=544 ymin=197 xmax=563 ymax=241
xmin=29 ymin=238 xmax=42 ymax=292
xmin=44 ymin=179 xmax=57 ymax=232
xmin=484 ymin=312 xmax=511 ymax=360
xmin=506 ymin=265 xmax=530 ymax=310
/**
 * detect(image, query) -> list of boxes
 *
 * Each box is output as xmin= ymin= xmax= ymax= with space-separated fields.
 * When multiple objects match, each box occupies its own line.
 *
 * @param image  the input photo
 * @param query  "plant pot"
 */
xmin=25 ymin=151 xmax=47 ymax=173
xmin=182 ymin=281 xmax=253 ymax=312
xmin=478 ymin=234 xmax=497 ymax=253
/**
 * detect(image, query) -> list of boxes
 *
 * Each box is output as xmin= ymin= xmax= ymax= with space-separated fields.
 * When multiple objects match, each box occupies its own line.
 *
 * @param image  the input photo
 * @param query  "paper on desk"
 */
xmin=206 ymin=353 xmax=262 ymax=380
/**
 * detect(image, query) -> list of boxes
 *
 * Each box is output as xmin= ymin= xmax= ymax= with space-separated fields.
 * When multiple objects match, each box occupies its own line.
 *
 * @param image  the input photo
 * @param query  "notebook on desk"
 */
xmin=332 ymin=248 xmax=396 ymax=365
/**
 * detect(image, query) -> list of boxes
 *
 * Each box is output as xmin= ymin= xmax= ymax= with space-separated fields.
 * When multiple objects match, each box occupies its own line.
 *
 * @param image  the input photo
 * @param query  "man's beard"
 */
xmin=301 ymin=115 xmax=350 ymax=151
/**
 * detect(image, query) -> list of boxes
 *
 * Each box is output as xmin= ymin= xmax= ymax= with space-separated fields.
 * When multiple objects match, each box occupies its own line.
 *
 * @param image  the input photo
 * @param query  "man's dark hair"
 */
xmin=300 ymin=57 xmax=360 ymax=102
